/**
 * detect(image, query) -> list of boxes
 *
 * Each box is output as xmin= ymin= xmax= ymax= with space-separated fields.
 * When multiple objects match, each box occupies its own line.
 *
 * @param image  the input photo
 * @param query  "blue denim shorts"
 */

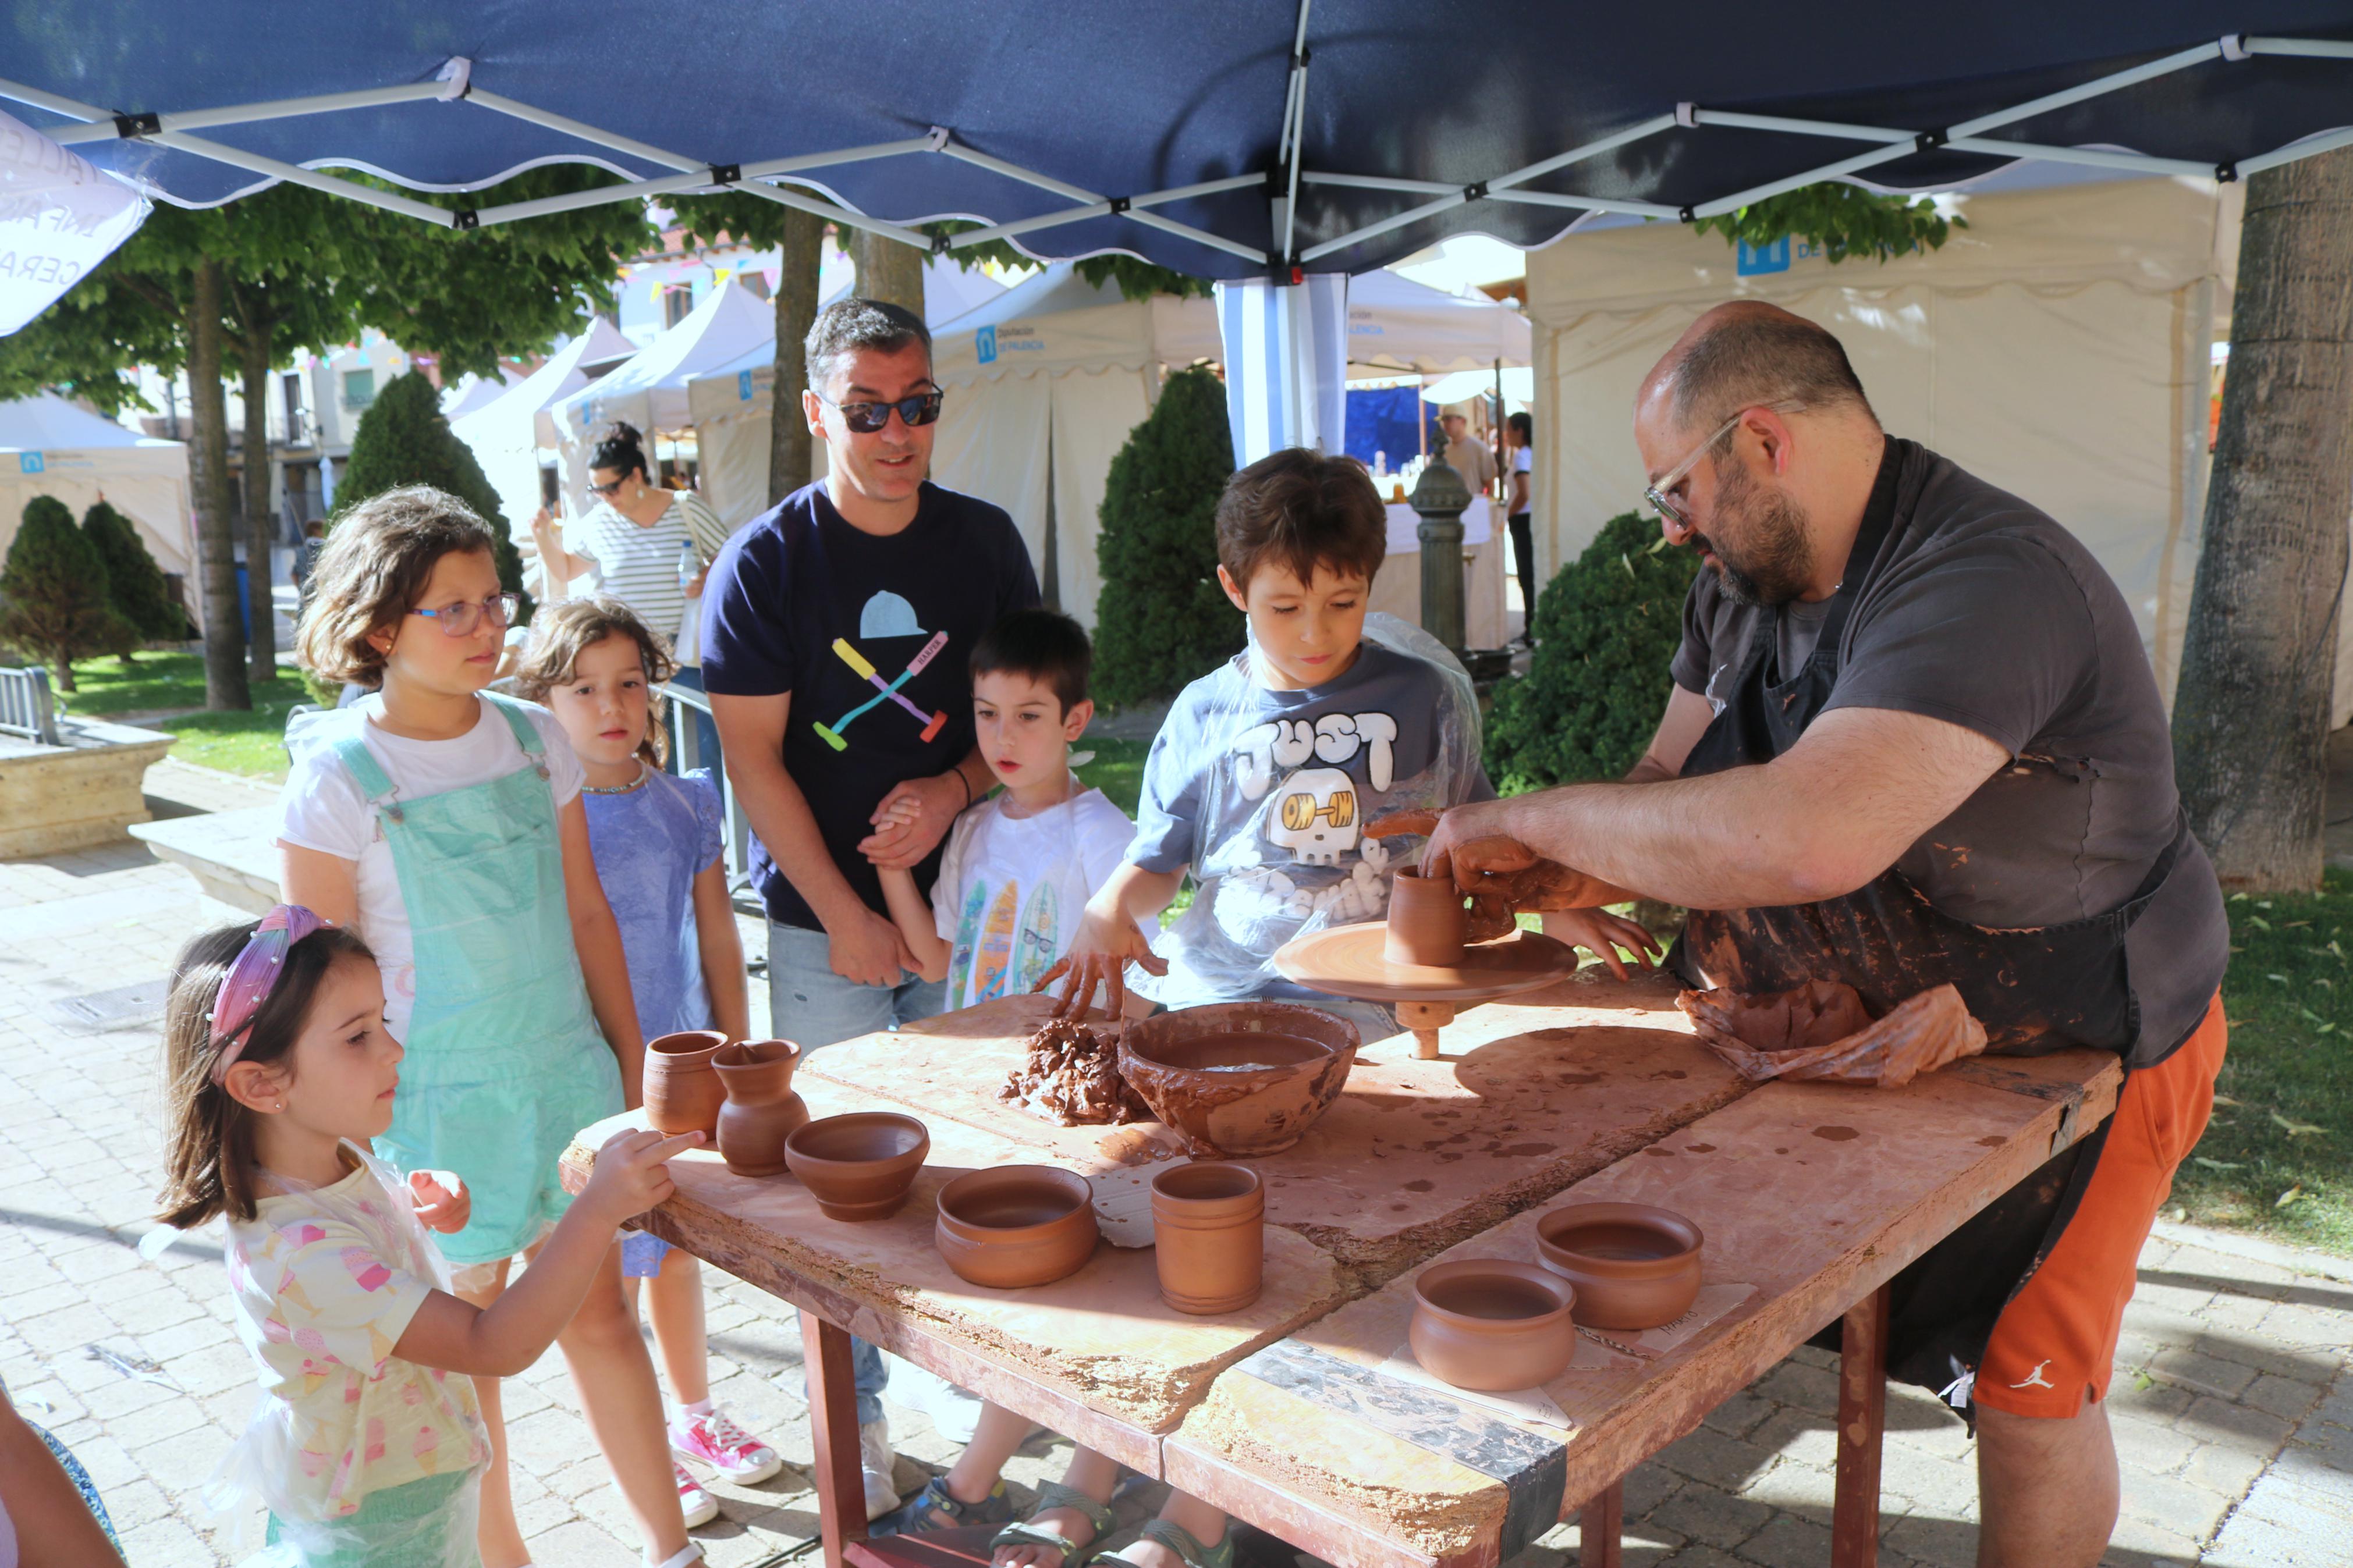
xmin=621 ymin=1230 xmax=675 ymax=1278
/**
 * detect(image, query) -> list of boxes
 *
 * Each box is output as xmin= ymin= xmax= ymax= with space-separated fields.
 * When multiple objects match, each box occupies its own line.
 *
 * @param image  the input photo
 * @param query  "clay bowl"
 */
xmin=934 ymin=1165 xmax=1099 ymax=1289
xmin=783 ymin=1112 xmax=930 ymax=1221
xmin=1534 ymin=1203 xmax=1705 ymax=1331
xmin=1118 ymin=1002 xmax=1359 ymax=1157
xmin=1385 ymin=866 xmax=1467 ymax=967
xmin=1408 ymin=1259 xmax=1578 ymax=1392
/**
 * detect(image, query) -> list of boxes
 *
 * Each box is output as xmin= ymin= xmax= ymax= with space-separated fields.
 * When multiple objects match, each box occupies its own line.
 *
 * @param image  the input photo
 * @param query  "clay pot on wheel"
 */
xmin=712 ymin=1040 xmax=808 ymax=1177
xmin=1408 ymin=1259 xmax=1577 ymax=1392
xmin=783 ymin=1112 xmax=929 ymax=1221
xmin=1150 ymin=1163 xmax=1264 ymax=1315
xmin=1534 ymin=1203 xmax=1704 ymax=1331
xmin=1119 ymin=1003 xmax=1359 ymax=1157
xmin=1385 ymin=866 xmax=1467 ymax=968
xmin=935 ymin=1165 xmax=1099 ymax=1289
xmin=643 ymin=1030 xmax=728 ymax=1137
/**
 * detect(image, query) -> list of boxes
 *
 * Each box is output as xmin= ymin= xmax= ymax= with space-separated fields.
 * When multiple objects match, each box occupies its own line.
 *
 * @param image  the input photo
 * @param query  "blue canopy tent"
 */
xmin=5 ymin=8 xmax=2352 ymax=280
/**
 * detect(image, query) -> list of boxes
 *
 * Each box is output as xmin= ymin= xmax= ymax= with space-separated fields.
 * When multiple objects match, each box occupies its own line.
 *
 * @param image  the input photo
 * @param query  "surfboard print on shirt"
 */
xmin=947 ymin=879 xmax=989 ymax=1011
xmin=1013 ymin=880 xmax=1060 ymax=995
xmin=973 ymin=881 xmax=1020 ymax=1002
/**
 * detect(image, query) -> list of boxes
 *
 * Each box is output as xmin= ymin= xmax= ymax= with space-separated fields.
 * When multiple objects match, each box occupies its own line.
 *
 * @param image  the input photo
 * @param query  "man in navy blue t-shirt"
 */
xmin=701 ymin=297 xmax=1037 ymax=1513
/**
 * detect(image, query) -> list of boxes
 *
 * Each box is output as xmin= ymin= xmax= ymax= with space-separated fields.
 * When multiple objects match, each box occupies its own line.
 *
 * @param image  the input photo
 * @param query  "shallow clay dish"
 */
xmin=935 ymin=1165 xmax=1099 ymax=1289
xmin=1119 ymin=1002 xmax=1359 ymax=1157
xmin=783 ymin=1112 xmax=929 ymax=1221
xmin=1535 ymin=1202 xmax=1705 ymax=1330
xmin=1409 ymin=1259 xmax=1577 ymax=1392
xmin=1273 ymin=923 xmax=1575 ymax=1006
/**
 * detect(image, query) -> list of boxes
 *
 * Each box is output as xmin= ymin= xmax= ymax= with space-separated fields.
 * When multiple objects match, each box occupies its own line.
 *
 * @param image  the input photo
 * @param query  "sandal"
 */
xmin=991 ymin=1479 xmax=1119 ymax=1565
xmin=872 ymin=1474 xmax=1015 ymax=1537
xmin=1091 ymin=1520 xmax=1234 ymax=1568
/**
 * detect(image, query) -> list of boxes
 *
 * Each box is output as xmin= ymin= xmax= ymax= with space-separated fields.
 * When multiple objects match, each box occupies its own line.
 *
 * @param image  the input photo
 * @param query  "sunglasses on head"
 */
xmin=821 ymin=390 xmax=944 ymax=434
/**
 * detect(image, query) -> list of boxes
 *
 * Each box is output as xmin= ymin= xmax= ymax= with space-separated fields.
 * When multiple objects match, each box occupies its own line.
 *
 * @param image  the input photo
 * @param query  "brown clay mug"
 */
xmin=1408 ymin=1258 xmax=1577 ymax=1392
xmin=643 ymin=1030 xmax=728 ymax=1137
xmin=1149 ymin=1162 xmax=1264 ymax=1315
xmin=1385 ymin=865 xmax=1467 ymax=967
xmin=712 ymin=1040 xmax=808 ymax=1177
xmin=935 ymin=1165 xmax=1099 ymax=1289
xmin=1534 ymin=1202 xmax=1704 ymax=1330
xmin=783 ymin=1112 xmax=929 ymax=1221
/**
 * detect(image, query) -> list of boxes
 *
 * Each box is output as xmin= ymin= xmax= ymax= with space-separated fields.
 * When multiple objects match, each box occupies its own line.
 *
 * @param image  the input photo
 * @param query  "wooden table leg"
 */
xmin=803 ymin=1308 xmax=870 ymax=1567
xmin=1832 ymin=1285 xmax=1890 ymax=1568
xmin=1580 ymin=1478 xmax=1622 ymax=1568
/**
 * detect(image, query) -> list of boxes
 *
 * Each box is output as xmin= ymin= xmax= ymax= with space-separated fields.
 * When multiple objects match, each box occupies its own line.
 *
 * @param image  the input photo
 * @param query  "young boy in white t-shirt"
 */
xmin=875 ymin=607 xmax=1131 ymax=1009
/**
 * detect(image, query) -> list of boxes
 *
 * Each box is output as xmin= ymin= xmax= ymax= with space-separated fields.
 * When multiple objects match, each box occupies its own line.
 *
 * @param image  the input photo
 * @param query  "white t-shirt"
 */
xmin=929 ymin=784 xmax=1133 ymax=1012
xmin=276 ymin=695 xmax=585 ymax=1043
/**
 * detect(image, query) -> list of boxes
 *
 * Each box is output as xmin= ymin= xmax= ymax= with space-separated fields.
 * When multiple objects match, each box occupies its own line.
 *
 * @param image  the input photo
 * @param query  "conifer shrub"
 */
xmin=335 ymin=370 xmax=529 ymax=614
xmin=1483 ymin=511 xmax=1698 ymax=792
xmin=1091 ymin=366 xmax=1240 ymax=709
xmin=82 ymin=498 xmax=187 ymax=660
xmin=0 ymin=495 xmax=133 ymax=692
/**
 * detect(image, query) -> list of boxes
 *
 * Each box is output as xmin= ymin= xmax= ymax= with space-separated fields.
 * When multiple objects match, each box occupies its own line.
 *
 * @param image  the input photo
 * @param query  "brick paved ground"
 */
xmin=2 ymin=838 xmax=2347 ymax=1567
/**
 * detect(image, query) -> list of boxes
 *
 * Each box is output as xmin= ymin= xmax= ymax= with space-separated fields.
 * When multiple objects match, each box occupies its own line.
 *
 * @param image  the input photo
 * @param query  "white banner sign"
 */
xmin=0 ymin=108 xmax=150 ymax=335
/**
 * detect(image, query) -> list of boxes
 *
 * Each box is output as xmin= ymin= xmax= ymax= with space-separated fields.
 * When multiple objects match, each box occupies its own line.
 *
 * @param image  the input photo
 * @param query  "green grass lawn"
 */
xmin=2168 ymin=871 xmax=2352 ymax=1253
xmin=54 ymin=651 xmax=308 ymax=781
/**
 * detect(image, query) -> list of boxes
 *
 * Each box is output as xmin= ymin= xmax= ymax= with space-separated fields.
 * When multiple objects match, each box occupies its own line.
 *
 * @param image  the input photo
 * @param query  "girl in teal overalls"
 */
xmin=279 ymin=486 xmax=700 ymax=1568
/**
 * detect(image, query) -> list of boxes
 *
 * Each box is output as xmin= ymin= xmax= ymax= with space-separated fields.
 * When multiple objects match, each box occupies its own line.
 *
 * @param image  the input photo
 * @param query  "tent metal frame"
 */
xmin=3 ymin=31 xmax=2350 ymax=272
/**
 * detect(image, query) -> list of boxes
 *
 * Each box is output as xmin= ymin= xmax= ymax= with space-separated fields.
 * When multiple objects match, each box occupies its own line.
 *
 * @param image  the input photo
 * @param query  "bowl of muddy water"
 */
xmin=1116 ymin=1002 xmax=1359 ymax=1157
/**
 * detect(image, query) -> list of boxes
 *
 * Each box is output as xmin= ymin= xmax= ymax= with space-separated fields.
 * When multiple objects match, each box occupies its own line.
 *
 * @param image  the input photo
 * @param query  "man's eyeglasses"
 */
xmin=821 ymin=390 xmax=945 ymax=435
xmin=409 ymin=592 xmax=519 ymax=638
xmin=1643 ymin=400 xmax=1807 ymax=529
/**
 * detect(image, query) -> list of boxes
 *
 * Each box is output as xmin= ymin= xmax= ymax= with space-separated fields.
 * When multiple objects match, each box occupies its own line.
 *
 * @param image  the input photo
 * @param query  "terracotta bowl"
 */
xmin=1534 ymin=1202 xmax=1705 ymax=1330
xmin=1409 ymin=1259 xmax=1577 ymax=1392
xmin=1118 ymin=1002 xmax=1359 ymax=1157
xmin=934 ymin=1165 xmax=1099 ymax=1289
xmin=783 ymin=1112 xmax=930 ymax=1221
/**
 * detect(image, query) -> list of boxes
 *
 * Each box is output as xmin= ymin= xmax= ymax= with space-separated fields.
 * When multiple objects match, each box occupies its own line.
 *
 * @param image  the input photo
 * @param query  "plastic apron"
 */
xmin=1661 ymin=474 xmax=2208 ymax=1404
xmin=333 ymin=693 xmax=622 ymax=1267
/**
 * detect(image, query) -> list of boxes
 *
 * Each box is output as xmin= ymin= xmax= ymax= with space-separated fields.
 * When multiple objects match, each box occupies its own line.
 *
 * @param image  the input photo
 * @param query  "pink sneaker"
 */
xmin=672 ymin=1409 xmax=783 ymax=1485
xmin=674 ymin=1462 xmax=719 ymax=1528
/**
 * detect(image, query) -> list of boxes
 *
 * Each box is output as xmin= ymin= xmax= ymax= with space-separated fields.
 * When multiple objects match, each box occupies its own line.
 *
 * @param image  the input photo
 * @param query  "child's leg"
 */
xmin=1126 ymin=1492 xmax=1230 ymax=1568
xmin=995 ymin=1445 xmax=1120 ymax=1568
xmin=942 ymin=1401 xmax=1032 ymax=1504
xmin=647 ymin=1249 xmax=709 ymax=1407
xmin=545 ymin=1239 xmax=691 ymax=1560
xmin=455 ymin=1260 xmax=531 ymax=1568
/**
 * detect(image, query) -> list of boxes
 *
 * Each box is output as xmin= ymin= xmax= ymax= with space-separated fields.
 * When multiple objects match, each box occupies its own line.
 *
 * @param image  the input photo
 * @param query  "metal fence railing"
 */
xmin=0 ymin=666 xmax=61 ymax=745
xmin=661 ymin=680 xmax=755 ymax=900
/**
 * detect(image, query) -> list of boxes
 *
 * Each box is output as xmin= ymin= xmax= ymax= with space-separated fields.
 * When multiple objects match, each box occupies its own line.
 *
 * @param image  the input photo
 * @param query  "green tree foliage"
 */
xmin=1484 ymin=513 xmax=1699 ymax=792
xmin=920 ymin=222 xmax=1213 ymax=302
xmin=1690 ymin=185 xmax=1961 ymax=265
xmin=81 ymin=499 xmax=186 ymax=657
xmin=1092 ymin=367 xmax=1240 ymax=709
xmin=0 ymin=496 xmax=132 ymax=692
xmin=333 ymin=371 xmax=529 ymax=613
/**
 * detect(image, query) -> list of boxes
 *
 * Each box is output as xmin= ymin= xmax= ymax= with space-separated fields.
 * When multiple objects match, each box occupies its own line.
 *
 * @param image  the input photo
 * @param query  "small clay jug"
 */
xmin=1150 ymin=1162 xmax=1264 ymax=1315
xmin=1408 ymin=1259 xmax=1576 ymax=1392
xmin=1534 ymin=1203 xmax=1704 ymax=1330
xmin=643 ymin=1030 xmax=728 ymax=1137
xmin=713 ymin=1040 xmax=808 ymax=1177
xmin=1385 ymin=866 xmax=1467 ymax=967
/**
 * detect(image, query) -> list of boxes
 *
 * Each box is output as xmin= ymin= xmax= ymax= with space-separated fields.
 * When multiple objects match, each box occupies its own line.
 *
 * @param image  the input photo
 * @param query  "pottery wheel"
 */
xmin=1273 ymin=923 xmax=1576 ymax=1005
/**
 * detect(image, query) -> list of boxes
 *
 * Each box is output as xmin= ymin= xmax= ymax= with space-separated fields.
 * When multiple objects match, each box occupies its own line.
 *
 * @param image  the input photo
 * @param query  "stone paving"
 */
xmin=1 ymin=834 xmax=2348 ymax=1566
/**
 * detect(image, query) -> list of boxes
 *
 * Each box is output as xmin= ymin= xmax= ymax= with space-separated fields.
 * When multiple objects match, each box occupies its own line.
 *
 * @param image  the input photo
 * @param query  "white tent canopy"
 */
xmin=452 ymin=316 xmax=637 ymax=531
xmin=439 ymin=366 xmax=524 ymax=421
xmin=1341 ymin=268 xmax=1531 ymax=374
xmin=1524 ymin=171 xmax=2244 ymax=714
xmin=550 ymin=278 xmax=773 ymax=446
xmin=0 ymin=394 xmax=198 ymax=629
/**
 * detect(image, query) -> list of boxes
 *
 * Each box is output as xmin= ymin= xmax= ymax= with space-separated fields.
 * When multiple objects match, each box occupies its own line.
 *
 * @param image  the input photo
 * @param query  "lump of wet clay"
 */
xmin=999 ymin=1019 xmax=1151 ymax=1125
xmin=1677 ymin=982 xmax=1988 ymax=1088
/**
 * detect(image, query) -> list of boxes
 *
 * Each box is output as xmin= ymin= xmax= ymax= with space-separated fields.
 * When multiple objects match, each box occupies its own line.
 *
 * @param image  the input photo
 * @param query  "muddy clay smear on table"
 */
xmin=999 ymin=1018 xmax=1152 ymax=1126
xmin=1678 ymin=980 xmax=1989 ymax=1087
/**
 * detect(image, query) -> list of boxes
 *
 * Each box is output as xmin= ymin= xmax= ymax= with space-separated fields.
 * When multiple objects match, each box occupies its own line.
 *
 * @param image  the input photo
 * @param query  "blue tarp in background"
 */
xmin=1343 ymin=386 xmax=1434 ymax=475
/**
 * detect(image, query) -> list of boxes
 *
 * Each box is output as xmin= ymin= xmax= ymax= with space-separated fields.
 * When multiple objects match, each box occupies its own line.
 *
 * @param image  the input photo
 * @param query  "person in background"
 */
xmin=531 ymin=422 xmax=732 ymax=775
xmin=290 ymin=518 xmax=329 ymax=625
xmin=0 ymin=1378 xmax=120 ymax=1565
xmin=1439 ymin=409 xmax=1496 ymax=497
xmin=1504 ymin=410 xmax=1537 ymax=645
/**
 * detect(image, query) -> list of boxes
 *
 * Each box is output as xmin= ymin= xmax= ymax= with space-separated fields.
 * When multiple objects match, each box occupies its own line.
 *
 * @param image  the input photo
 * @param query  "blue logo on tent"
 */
xmin=1736 ymin=237 xmax=1791 ymax=276
xmin=977 ymin=325 xmax=997 ymax=365
xmin=738 ymin=370 xmax=754 ymax=401
xmin=17 ymin=452 xmax=43 ymax=474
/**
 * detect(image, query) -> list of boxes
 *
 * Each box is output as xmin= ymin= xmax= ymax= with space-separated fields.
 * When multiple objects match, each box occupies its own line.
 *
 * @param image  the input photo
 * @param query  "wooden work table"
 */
xmin=559 ymin=979 xmax=2121 ymax=1568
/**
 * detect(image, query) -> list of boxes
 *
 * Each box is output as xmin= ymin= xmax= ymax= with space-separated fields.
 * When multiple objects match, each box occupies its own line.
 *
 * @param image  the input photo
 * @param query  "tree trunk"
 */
xmin=240 ymin=316 xmax=278 ymax=687
xmin=769 ymin=210 xmax=824 ymax=506
xmin=189 ymin=259 xmax=251 ymax=711
xmin=851 ymin=230 xmax=926 ymax=317
xmin=2173 ymin=148 xmax=2353 ymax=893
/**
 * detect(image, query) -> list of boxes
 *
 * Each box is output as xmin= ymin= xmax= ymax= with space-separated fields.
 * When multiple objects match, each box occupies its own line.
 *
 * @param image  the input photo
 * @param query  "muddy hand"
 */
xmin=1364 ymin=808 xmax=1441 ymax=842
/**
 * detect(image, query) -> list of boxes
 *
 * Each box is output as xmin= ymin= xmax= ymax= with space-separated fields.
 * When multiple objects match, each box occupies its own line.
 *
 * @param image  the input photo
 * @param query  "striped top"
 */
xmin=570 ymin=490 xmax=731 ymax=660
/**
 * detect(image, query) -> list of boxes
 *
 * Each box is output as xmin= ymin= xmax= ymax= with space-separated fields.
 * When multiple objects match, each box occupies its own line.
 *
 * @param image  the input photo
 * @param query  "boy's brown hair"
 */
xmin=1213 ymin=447 xmax=1387 ymax=592
xmin=512 ymin=596 xmax=677 ymax=766
xmin=295 ymin=485 xmax=501 ymax=685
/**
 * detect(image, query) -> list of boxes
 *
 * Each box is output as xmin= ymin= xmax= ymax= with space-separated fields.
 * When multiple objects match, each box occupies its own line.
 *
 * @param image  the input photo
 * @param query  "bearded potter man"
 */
xmin=1421 ymin=303 xmax=2228 ymax=1568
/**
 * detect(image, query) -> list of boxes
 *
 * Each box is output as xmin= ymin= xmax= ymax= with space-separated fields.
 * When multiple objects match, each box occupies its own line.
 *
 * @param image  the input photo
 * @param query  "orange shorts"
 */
xmin=1972 ymin=994 xmax=2227 ymax=1418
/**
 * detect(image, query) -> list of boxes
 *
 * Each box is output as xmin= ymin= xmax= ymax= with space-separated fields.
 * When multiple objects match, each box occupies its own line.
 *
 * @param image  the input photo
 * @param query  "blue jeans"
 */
xmin=769 ymin=920 xmax=949 ymax=1426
